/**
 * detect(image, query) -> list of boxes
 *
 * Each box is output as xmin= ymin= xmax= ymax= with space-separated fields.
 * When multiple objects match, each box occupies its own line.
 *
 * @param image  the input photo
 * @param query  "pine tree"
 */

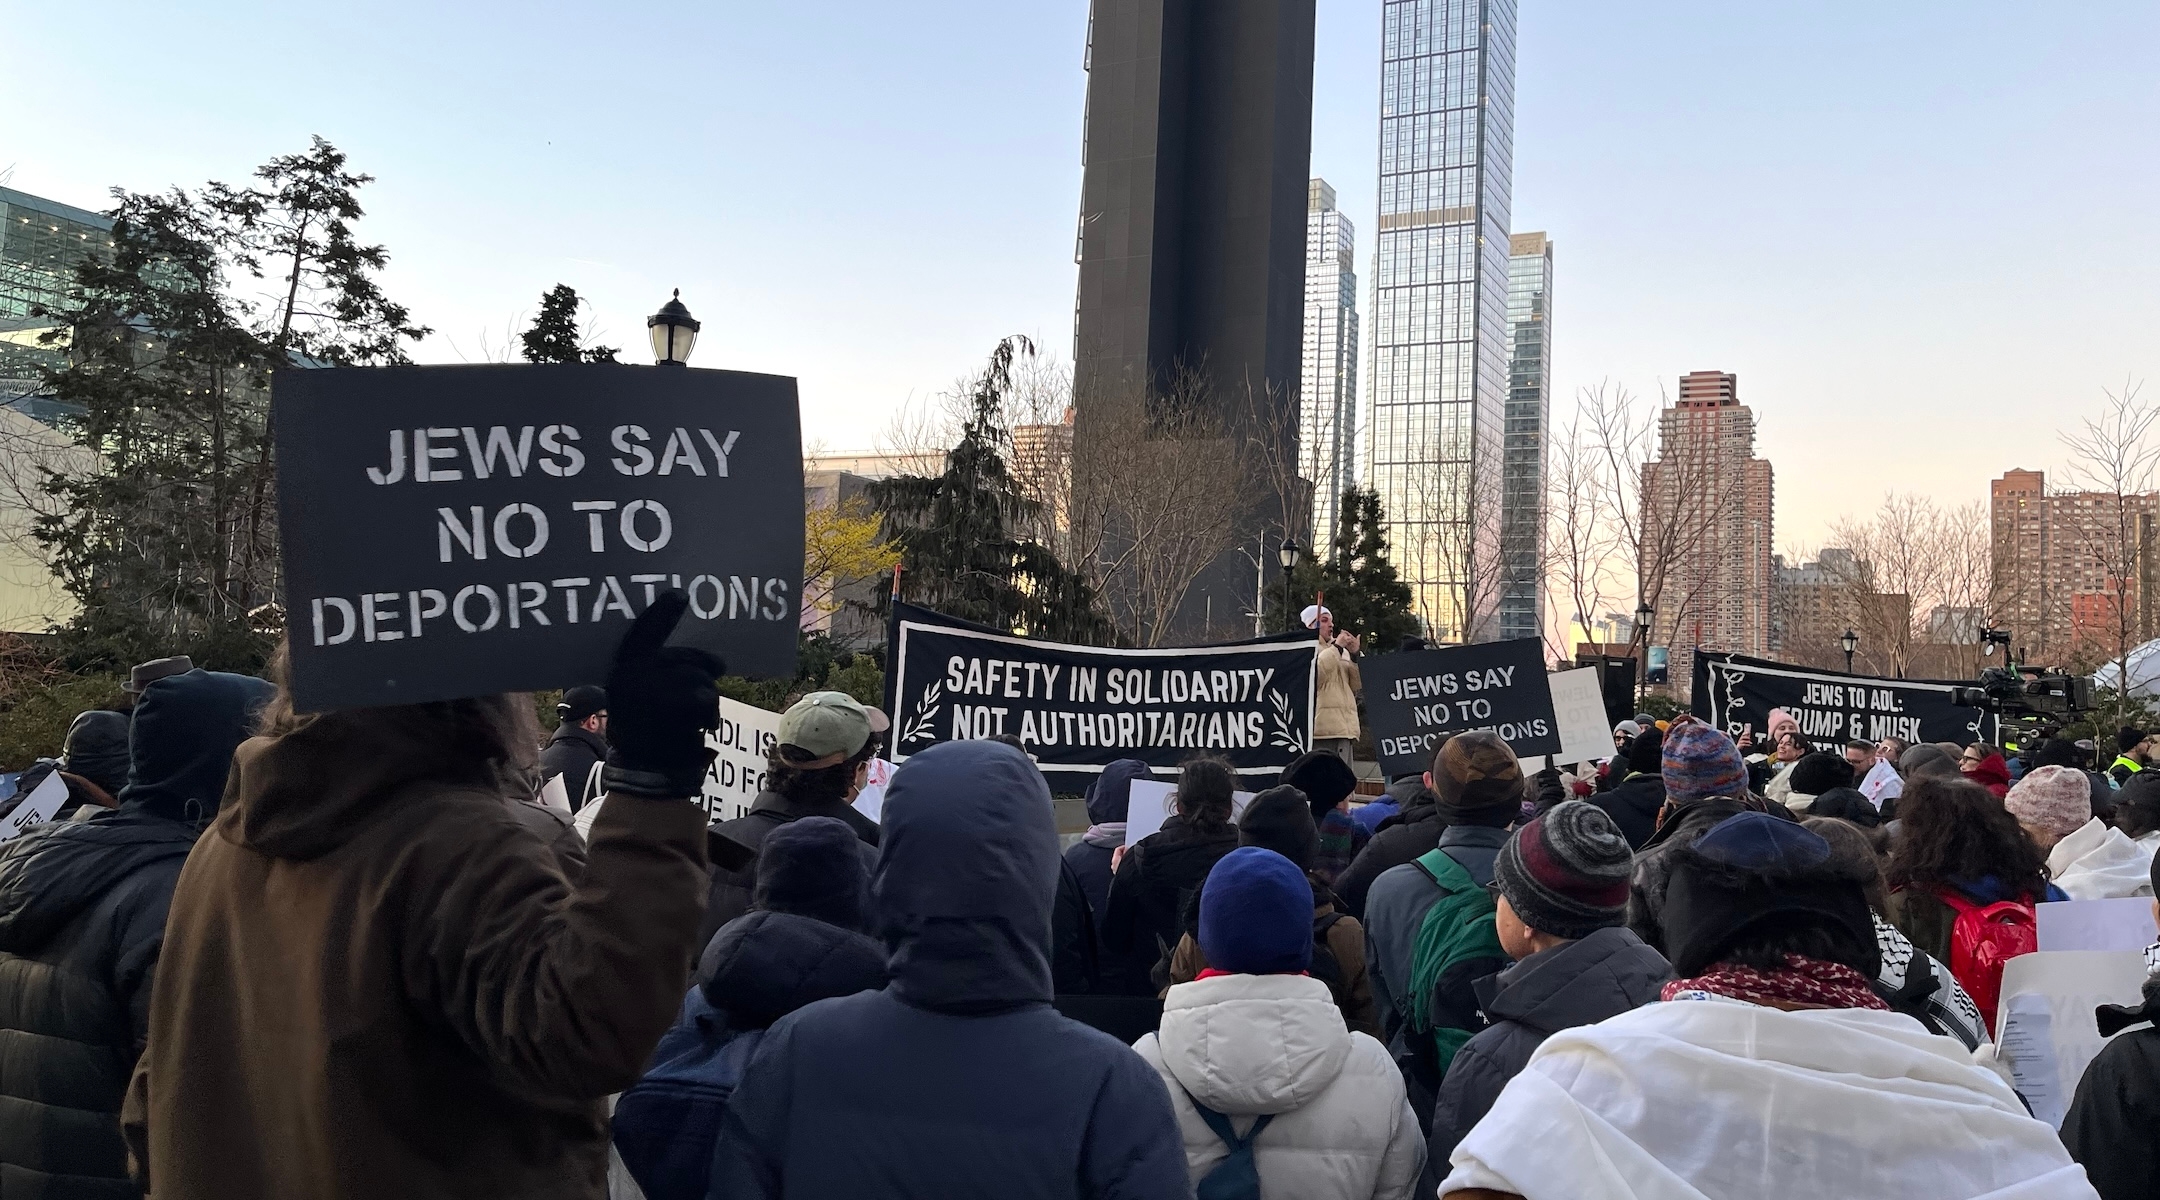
xmin=869 ymin=337 xmax=1114 ymax=643
xmin=519 ymin=283 xmax=619 ymax=364
xmin=1277 ymin=488 xmax=1421 ymax=650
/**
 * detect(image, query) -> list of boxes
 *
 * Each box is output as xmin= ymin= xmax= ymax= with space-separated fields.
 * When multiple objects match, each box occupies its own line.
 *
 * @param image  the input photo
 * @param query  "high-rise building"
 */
xmin=1498 ymin=230 xmax=1550 ymax=642
xmin=1365 ymin=0 xmax=1517 ymax=641
xmin=1989 ymin=467 xmax=2160 ymax=664
xmin=1301 ymin=179 xmax=1358 ymax=546
xmin=1070 ymin=0 xmax=1319 ymax=637
xmin=1641 ymin=370 xmax=1774 ymax=690
xmin=1 ymin=186 xmax=114 ymax=414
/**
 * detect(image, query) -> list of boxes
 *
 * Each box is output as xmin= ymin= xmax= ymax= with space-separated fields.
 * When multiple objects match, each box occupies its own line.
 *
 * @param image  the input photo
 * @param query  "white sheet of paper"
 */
xmin=1124 ymin=778 xmax=1256 ymax=845
xmin=1518 ymin=668 xmax=1615 ymax=774
xmin=852 ymin=758 xmax=893 ymax=823
xmin=1994 ymin=950 xmax=2150 ymax=1128
xmin=0 ymin=771 xmax=68 ymax=842
xmin=2038 ymin=898 xmax=2160 ymax=953
xmin=536 ymin=773 xmax=572 ymax=818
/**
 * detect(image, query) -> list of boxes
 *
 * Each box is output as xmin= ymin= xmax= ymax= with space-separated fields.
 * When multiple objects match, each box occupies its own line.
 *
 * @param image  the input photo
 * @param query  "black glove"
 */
xmin=600 ymin=590 xmax=724 ymax=800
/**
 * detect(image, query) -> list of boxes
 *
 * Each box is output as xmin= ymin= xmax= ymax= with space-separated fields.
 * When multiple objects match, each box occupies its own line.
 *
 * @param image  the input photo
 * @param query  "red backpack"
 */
xmin=1936 ymin=889 xmax=2038 ymax=1037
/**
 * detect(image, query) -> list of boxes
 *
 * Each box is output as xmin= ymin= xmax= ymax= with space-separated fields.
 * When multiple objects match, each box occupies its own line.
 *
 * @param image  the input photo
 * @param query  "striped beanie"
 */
xmin=1661 ymin=717 xmax=1748 ymax=805
xmin=1492 ymin=800 xmax=1634 ymax=940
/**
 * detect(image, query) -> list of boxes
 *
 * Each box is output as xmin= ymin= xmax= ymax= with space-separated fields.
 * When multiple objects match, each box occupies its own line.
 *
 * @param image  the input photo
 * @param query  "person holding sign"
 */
xmin=122 ymin=593 xmax=722 ymax=1200
xmin=1306 ymin=605 xmax=1363 ymax=767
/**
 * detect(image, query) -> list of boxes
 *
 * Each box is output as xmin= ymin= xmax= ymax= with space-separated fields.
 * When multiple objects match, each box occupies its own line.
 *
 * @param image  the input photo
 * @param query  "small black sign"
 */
xmin=1360 ymin=639 xmax=1561 ymax=776
xmin=275 ymin=364 xmax=803 ymax=710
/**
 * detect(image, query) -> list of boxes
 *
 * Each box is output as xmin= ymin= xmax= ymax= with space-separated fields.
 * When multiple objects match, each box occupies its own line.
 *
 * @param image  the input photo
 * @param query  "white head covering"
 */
xmin=1300 ymin=604 xmax=1331 ymax=630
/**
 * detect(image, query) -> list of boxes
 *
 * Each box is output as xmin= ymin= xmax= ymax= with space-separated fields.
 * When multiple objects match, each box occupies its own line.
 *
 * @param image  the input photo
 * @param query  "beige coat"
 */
xmin=1314 ymin=643 xmax=1362 ymax=741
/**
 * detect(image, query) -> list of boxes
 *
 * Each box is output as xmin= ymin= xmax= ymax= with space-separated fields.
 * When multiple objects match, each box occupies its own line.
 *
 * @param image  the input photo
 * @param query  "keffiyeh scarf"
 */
xmin=1662 ymin=954 xmax=1889 ymax=1011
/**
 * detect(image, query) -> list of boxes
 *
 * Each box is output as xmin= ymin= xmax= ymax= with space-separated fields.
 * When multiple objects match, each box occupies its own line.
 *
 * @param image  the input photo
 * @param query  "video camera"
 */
xmin=1949 ymin=666 xmax=2093 ymax=720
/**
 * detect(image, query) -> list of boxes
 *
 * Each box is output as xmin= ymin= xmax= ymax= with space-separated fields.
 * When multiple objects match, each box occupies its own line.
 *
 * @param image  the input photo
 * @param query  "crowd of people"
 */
xmin=0 ymin=596 xmax=2155 ymax=1197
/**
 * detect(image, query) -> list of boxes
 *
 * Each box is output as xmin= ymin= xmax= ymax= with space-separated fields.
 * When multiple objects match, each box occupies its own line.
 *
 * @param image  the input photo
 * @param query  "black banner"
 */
xmin=1691 ymin=652 xmax=2001 ymax=749
xmin=1361 ymin=639 xmax=1560 ymax=776
xmin=276 ymin=364 xmax=803 ymax=710
xmin=885 ymin=602 xmax=1315 ymax=789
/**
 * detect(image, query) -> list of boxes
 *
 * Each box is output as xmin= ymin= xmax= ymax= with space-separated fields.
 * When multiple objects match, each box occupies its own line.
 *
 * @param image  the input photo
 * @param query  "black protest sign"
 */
xmin=1691 ymin=652 xmax=2001 ymax=749
xmin=885 ymin=603 xmax=1315 ymax=790
xmin=1360 ymin=638 xmax=1560 ymax=776
xmin=275 ymin=364 xmax=802 ymax=710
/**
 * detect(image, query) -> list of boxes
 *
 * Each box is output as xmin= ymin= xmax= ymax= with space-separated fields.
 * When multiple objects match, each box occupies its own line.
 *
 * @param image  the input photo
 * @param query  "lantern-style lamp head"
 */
xmin=648 ymin=289 xmax=700 ymax=366
xmin=1277 ymin=540 xmax=1302 ymax=571
xmin=1841 ymin=629 xmax=1859 ymax=655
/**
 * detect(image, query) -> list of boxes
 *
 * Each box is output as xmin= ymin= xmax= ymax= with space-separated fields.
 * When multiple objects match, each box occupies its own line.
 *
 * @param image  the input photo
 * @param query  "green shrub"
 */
xmin=0 ymin=674 xmax=129 ymax=771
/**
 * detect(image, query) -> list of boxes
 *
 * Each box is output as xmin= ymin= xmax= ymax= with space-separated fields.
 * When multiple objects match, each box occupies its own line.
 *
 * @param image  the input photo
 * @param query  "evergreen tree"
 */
xmin=32 ymin=138 xmax=426 ymax=671
xmin=869 ymin=337 xmax=1114 ymax=643
xmin=519 ymin=283 xmax=619 ymax=364
xmin=1276 ymin=487 xmax=1421 ymax=650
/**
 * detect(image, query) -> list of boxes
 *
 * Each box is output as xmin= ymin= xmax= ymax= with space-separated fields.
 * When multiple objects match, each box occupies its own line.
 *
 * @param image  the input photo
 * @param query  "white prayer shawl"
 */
xmin=2047 ymin=817 xmax=2155 ymax=901
xmin=1861 ymin=758 xmax=1903 ymax=806
xmin=1440 ymin=999 xmax=2099 ymax=1200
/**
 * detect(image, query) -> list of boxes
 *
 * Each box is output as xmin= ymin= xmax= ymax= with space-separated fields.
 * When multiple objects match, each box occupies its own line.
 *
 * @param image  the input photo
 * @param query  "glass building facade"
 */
xmin=1366 ymin=0 xmax=1515 ymax=640
xmin=1301 ymin=178 xmax=1359 ymax=548
xmin=0 ymin=186 xmax=113 ymax=416
xmin=1499 ymin=231 xmax=1550 ymax=642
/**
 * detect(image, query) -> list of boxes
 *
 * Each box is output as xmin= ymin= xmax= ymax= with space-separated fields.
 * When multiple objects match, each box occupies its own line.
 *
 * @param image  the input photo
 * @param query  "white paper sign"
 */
xmin=1993 ymin=950 xmax=2150 ymax=1127
xmin=1124 ymin=778 xmax=1257 ymax=846
xmin=1518 ymin=668 xmax=1615 ymax=773
xmin=705 ymin=696 xmax=783 ymax=824
xmin=852 ymin=757 xmax=893 ymax=823
xmin=0 ymin=772 xmax=68 ymax=842
xmin=536 ymin=773 xmax=572 ymax=818
xmin=2038 ymin=898 xmax=2160 ymax=953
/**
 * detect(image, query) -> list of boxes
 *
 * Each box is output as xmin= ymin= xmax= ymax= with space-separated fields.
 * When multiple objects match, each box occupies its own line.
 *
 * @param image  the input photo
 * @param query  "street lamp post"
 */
xmin=1841 ymin=628 xmax=1859 ymax=674
xmin=1277 ymin=540 xmax=1302 ymax=632
xmin=647 ymin=290 xmax=701 ymax=366
xmin=1634 ymin=600 xmax=1654 ymax=703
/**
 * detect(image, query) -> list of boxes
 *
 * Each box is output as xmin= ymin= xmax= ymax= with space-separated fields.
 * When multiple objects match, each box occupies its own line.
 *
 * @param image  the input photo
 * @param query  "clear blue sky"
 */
xmin=9 ymin=1 xmax=2156 ymax=546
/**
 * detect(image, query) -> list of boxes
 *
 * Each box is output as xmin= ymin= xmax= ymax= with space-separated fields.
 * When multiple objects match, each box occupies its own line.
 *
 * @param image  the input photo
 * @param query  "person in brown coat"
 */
xmin=120 ymin=593 xmax=721 ymax=1200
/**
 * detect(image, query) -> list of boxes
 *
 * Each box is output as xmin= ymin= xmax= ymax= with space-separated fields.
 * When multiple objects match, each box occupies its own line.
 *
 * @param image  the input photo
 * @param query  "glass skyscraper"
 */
xmin=1 ymin=185 xmax=114 ymax=416
xmin=1499 ymin=231 xmax=1551 ymax=643
xmin=1300 ymin=178 xmax=1358 ymax=548
xmin=1366 ymin=0 xmax=1515 ymax=641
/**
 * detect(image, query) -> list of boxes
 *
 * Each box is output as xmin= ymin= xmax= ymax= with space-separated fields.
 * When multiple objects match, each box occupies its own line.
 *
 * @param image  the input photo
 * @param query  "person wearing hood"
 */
xmin=1425 ymin=802 xmax=1670 ymax=1193
xmin=709 ymin=740 xmax=1189 ymax=1199
xmin=1591 ymin=726 xmax=1664 ymax=849
xmin=1283 ymin=750 xmax=1367 ymax=885
xmin=1623 ymin=718 xmax=1767 ymax=956
xmin=541 ymin=685 xmax=610 ymax=812
xmin=612 ymin=816 xmax=886 ymax=1200
xmin=2008 ymin=764 xmax=2154 ymax=901
xmin=6 ymin=709 xmax=133 ymax=826
xmin=0 ymin=668 xmax=272 ymax=1198
xmin=1611 ymin=719 xmax=1642 ymax=755
xmin=1066 ymin=758 xmax=1153 ymax=920
xmin=704 ymin=691 xmax=885 ymax=946
xmin=1101 ymin=756 xmax=1241 ymax=995
xmin=2061 ymin=859 xmax=2160 ymax=1200
xmin=1438 ymin=814 xmax=2099 ymax=1200
xmin=1136 ymin=847 xmax=1423 ymax=1200
xmin=1361 ymin=732 xmax=1520 ymax=1121
xmin=121 ymin=594 xmax=720 ymax=1200
xmin=1161 ymin=785 xmax=1378 ymax=1036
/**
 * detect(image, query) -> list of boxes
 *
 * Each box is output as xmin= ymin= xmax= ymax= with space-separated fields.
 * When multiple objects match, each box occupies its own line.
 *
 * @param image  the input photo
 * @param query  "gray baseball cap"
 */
xmin=777 ymin=691 xmax=890 ymax=768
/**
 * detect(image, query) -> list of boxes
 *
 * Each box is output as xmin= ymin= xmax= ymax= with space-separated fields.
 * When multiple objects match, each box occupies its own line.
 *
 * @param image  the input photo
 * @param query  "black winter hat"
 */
xmin=1238 ymin=785 xmax=1320 ymax=870
xmin=753 ymin=815 xmax=869 ymax=932
xmin=1789 ymin=752 xmax=1855 ymax=797
xmin=1281 ymin=751 xmax=1359 ymax=823
xmin=1626 ymin=727 xmax=1666 ymax=776
xmin=1661 ymin=813 xmax=1878 ymax=978
xmin=59 ymin=710 xmax=130 ymax=798
xmin=1805 ymin=787 xmax=1881 ymax=828
xmin=2120 ymin=726 xmax=2148 ymax=754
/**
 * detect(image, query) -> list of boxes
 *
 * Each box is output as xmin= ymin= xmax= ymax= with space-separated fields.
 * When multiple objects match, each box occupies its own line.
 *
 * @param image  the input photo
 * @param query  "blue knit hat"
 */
xmin=1198 ymin=847 xmax=1312 ymax=975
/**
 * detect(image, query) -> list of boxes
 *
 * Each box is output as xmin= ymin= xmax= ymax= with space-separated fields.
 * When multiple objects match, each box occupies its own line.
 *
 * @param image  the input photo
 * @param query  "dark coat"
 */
xmin=704 ymin=790 xmax=879 ymax=949
xmin=1595 ymin=771 xmax=1665 ymax=850
xmin=2063 ymin=976 xmax=2160 ymax=1200
xmin=613 ymin=910 xmax=886 ymax=1200
xmin=1335 ymin=788 xmax=1443 ymax=919
xmin=1426 ymin=928 xmax=1672 ymax=1171
xmin=1064 ymin=760 xmax=1154 ymax=921
xmin=1099 ymin=815 xmax=1238 ymax=995
xmin=1052 ymin=855 xmax=1101 ymax=994
xmin=1625 ymin=796 xmax=1756 ymax=954
xmin=708 ymin=741 xmax=1190 ymax=1199
xmin=539 ymin=723 xmax=608 ymax=812
xmin=0 ymin=810 xmax=196 ymax=1198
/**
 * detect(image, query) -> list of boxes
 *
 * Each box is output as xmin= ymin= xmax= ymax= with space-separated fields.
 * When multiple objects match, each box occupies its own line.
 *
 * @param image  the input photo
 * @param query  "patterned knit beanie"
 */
xmin=1661 ymin=717 xmax=1748 ymax=805
xmin=1429 ymin=730 xmax=1523 ymax=826
xmin=2004 ymin=764 xmax=2092 ymax=839
xmin=1492 ymin=800 xmax=1634 ymax=940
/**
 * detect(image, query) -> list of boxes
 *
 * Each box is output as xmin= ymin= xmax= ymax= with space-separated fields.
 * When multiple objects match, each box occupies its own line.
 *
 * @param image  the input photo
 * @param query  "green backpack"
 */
xmin=1403 ymin=847 xmax=1507 ymax=1075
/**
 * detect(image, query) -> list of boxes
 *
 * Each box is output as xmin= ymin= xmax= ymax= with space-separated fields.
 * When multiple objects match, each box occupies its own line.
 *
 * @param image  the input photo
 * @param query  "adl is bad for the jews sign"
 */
xmin=276 ymin=364 xmax=803 ymax=710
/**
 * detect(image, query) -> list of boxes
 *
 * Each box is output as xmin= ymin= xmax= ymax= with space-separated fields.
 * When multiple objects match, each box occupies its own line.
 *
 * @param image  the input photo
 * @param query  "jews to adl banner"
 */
xmin=1691 ymin=651 xmax=2001 ymax=747
xmin=274 ymin=364 xmax=803 ymax=710
xmin=884 ymin=602 xmax=1314 ymax=790
xmin=1359 ymin=638 xmax=1560 ymax=777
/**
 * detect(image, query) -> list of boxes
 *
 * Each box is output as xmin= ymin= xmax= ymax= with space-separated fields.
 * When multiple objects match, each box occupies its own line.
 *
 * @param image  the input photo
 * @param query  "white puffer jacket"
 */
xmin=1133 ymin=972 xmax=1423 ymax=1200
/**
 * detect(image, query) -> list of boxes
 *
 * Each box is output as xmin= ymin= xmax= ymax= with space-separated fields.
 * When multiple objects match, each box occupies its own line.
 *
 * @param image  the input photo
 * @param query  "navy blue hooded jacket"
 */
xmin=0 ymin=668 xmax=271 ymax=1198
xmin=708 ymin=740 xmax=1191 ymax=1200
xmin=1063 ymin=758 xmax=1153 ymax=920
